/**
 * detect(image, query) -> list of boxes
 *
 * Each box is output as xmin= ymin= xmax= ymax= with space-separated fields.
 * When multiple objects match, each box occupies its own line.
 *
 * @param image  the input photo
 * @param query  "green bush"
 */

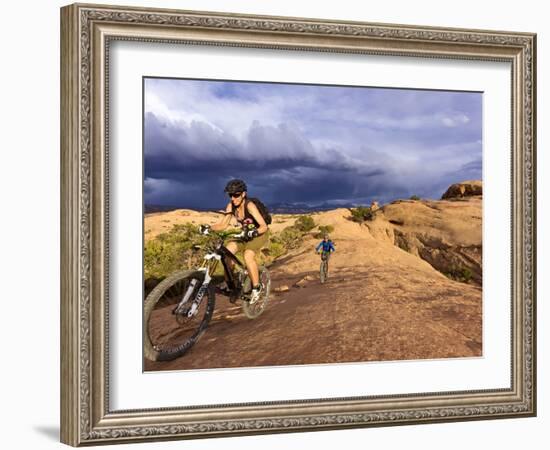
xmin=320 ymin=224 xmax=334 ymax=234
xmin=410 ymin=195 xmax=421 ymax=201
xmin=144 ymin=223 xmax=213 ymax=280
xmin=261 ymin=216 xmax=320 ymax=263
xmin=293 ymin=215 xmax=316 ymax=232
xmin=461 ymin=267 xmax=473 ymax=282
xmin=265 ymin=241 xmax=286 ymax=259
xmin=272 ymin=226 xmax=304 ymax=250
xmin=445 ymin=265 xmax=473 ymax=283
xmin=314 ymin=225 xmax=335 ymax=239
xmin=349 ymin=206 xmax=373 ymax=223
xmin=145 ymin=215 xmax=323 ymax=283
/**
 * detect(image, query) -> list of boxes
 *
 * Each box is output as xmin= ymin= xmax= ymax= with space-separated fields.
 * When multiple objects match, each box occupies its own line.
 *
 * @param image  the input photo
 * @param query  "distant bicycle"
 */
xmin=319 ymin=251 xmax=330 ymax=283
xmin=144 ymin=227 xmax=271 ymax=362
xmin=315 ymin=234 xmax=335 ymax=284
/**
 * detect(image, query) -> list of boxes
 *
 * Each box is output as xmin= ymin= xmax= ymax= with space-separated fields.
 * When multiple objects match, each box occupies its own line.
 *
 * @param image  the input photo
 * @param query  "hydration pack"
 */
xmin=247 ymin=198 xmax=272 ymax=225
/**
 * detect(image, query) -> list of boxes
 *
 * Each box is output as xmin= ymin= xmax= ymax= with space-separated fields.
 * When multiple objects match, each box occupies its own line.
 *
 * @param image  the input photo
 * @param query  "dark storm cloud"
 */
xmin=144 ymin=112 xmax=390 ymax=208
xmin=144 ymin=78 xmax=482 ymax=208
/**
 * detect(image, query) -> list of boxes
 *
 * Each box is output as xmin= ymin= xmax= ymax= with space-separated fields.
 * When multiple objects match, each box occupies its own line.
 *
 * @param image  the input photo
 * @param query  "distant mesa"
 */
xmin=145 ymin=204 xmax=179 ymax=213
xmin=268 ymin=201 xmax=357 ymax=214
xmin=441 ymin=180 xmax=482 ymax=200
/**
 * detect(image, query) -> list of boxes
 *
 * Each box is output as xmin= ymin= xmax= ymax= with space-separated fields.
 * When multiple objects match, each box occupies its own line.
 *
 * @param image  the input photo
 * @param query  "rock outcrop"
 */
xmin=366 ymin=181 xmax=482 ymax=284
xmin=441 ymin=180 xmax=482 ymax=200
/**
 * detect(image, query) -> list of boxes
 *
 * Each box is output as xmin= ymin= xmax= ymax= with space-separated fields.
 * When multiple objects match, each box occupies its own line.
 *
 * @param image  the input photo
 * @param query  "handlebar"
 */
xmin=200 ymin=225 xmax=246 ymax=240
xmin=215 ymin=229 xmax=246 ymax=240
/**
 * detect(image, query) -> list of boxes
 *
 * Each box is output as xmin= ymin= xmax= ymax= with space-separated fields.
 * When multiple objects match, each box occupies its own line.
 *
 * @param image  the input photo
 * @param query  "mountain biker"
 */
xmin=316 ymin=234 xmax=335 ymax=265
xmin=208 ymin=179 xmax=270 ymax=304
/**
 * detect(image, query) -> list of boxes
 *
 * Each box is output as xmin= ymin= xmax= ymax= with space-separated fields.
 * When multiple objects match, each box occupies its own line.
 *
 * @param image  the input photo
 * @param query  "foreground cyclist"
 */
xmin=208 ymin=179 xmax=270 ymax=304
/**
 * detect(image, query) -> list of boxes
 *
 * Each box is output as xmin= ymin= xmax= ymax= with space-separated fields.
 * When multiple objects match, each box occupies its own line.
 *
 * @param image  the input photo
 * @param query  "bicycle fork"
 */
xmin=173 ymin=269 xmax=212 ymax=317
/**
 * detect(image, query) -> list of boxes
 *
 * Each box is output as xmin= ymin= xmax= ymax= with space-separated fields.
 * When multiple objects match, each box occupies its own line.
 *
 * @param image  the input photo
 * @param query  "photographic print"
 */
xmin=61 ymin=4 xmax=535 ymax=444
xmin=143 ymin=77 xmax=483 ymax=371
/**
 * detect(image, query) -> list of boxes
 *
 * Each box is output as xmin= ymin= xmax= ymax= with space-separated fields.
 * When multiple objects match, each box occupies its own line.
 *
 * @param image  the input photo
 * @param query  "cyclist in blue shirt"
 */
xmin=316 ymin=234 xmax=335 ymax=265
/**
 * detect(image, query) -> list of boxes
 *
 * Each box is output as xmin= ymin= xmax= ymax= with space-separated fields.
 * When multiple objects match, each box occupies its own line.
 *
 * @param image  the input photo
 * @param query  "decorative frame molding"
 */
xmin=61 ymin=3 xmax=536 ymax=446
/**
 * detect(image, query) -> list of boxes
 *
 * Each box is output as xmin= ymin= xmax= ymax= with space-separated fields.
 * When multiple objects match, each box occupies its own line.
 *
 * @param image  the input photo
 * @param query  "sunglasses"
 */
xmin=228 ymin=192 xmax=243 ymax=198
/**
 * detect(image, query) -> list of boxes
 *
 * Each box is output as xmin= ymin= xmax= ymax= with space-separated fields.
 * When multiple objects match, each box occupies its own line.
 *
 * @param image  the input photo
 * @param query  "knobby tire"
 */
xmin=144 ymin=270 xmax=215 ymax=362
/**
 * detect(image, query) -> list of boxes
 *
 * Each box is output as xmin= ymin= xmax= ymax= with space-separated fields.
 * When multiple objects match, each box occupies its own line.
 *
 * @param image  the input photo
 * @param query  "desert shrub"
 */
xmin=264 ymin=241 xmax=286 ymax=260
xmin=410 ymin=195 xmax=421 ymax=201
xmin=349 ymin=206 xmax=373 ymax=223
xmin=144 ymin=223 xmax=213 ymax=280
xmin=144 ymin=239 xmax=176 ymax=280
xmin=145 ymin=222 xmax=298 ymax=287
xmin=461 ymin=267 xmax=473 ymax=282
xmin=445 ymin=265 xmax=473 ymax=283
xmin=314 ymin=225 xmax=335 ymax=239
xmin=293 ymin=215 xmax=316 ymax=232
xmin=272 ymin=226 xmax=304 ymax=250
xmin=260 ymin=217 xmax=319 ymax=264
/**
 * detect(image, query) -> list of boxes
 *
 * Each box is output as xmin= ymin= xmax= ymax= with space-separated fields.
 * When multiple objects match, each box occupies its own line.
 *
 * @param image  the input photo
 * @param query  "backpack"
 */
xmin=247 ymin=197 xmax=272 ymax=225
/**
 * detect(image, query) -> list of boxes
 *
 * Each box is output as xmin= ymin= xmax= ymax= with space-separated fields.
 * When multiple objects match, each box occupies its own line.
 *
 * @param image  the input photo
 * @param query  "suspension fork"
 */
xmin=185 ymin=270 xmax=213 ymax=317
xmin=174 ymin=261 xmax=216 ymax=317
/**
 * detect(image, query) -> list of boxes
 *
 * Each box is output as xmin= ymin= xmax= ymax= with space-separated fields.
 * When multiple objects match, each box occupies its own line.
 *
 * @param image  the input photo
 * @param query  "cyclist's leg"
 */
xmin=226 ymin=241 xmax=238 ymax=255
xmin=225 ymin=241 xmax=239 ymax=276
xmin=242 ymin=231 xmax=269 ymax=288
xmin=243 ymin=249 xmax=259 ymax=287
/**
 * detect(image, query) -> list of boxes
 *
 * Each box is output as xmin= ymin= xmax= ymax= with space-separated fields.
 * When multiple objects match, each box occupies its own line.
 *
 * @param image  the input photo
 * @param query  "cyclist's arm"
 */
xmin=315 ymin=242 xmax=322 ymax=251
xmin=330 ymin=242 xmax=336 ymax=252
xmin=246 ymin=202 xmax=268 ymax=235
xmin=210 ymin=202 xmax=233 ymax=231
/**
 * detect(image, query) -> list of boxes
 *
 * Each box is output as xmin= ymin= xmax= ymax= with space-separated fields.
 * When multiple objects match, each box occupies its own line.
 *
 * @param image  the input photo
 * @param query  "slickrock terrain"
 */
xmin=144 ymin=181 xmax=482 ymax=371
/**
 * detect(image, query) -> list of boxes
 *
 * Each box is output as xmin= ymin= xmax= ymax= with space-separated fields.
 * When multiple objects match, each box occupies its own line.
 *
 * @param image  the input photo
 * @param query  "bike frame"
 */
xmin=199 ymin=232 xmax=247 ymax=293
xmin=218 ymin=245 xmax=246 ymax=291
xmin=179 ymin=239 xmax=246 ymax=317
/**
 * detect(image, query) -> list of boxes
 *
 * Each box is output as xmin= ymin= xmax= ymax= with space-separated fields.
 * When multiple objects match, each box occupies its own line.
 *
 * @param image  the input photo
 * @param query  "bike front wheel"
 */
xmin=144 ymin=270 xmax=215 ymax=362
xmin=320 ymin=260 xmax=328 ymax=283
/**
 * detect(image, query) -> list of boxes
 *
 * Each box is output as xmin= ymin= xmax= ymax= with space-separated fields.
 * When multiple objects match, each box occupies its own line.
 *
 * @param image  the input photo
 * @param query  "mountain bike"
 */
xmin=144 ymin=227 xmax=271 ymax=362
xmin=319 ymin=251 xmax=330 ymax=283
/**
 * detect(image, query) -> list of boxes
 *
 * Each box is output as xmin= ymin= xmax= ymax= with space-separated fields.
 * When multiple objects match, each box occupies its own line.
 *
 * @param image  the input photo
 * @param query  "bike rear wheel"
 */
xmin=242 ymin=266 xmax=271 ymax=319
xmin=144 ymin=270 xmax=215 ymax=362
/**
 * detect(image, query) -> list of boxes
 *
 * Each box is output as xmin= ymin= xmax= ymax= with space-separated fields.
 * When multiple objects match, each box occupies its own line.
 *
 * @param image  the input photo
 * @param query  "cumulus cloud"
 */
xmin=144 ymin=78 xmax=482 ymax=208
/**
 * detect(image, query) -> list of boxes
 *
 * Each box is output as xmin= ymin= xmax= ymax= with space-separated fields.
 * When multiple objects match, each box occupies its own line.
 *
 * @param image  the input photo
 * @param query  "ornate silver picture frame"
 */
xmin=60 ymin=3 xmax=536 ymax=446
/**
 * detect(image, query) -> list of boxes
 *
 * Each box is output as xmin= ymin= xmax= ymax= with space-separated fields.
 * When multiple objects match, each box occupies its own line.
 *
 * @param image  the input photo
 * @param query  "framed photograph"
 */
xmin=60 ymin=3 xmax=536 ymax=446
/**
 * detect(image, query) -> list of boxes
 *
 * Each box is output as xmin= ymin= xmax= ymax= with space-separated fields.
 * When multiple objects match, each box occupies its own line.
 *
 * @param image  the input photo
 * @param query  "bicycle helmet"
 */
xmin=224 ymin=179 xmax=247 ymax=194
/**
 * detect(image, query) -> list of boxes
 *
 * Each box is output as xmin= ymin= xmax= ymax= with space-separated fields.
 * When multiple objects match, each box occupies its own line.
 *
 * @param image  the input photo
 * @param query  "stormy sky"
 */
xmin=144 ymin=77 xmax=482 ymax=209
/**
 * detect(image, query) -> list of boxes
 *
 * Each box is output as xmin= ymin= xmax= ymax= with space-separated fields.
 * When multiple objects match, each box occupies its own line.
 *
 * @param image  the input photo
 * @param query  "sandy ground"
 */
xmin=144 ymin=264 xmax=481 ymax=371
xmin=144 ymin=198 xmax=482 ymax=371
